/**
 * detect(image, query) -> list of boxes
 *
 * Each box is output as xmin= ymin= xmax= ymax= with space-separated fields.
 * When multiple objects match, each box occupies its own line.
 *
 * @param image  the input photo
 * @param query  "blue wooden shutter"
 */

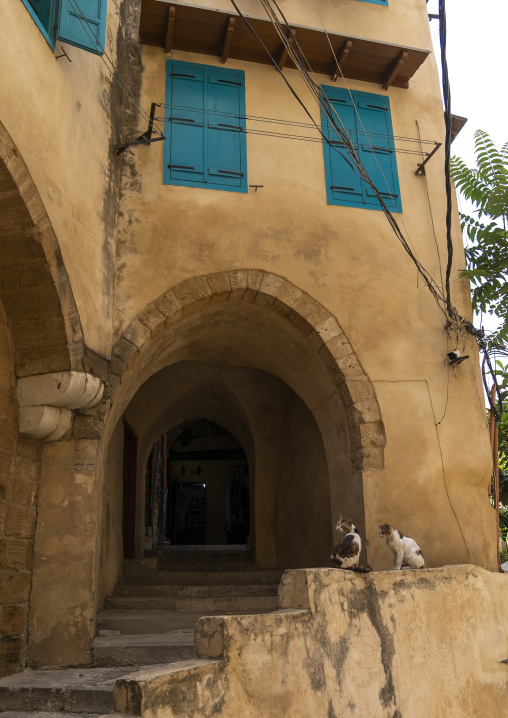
xmin=321 ymin=89 xmax=363 ymax=205
xmin=58 ymin=0 xmax=107 ymax=55
xmin=164 ymin=62 xmax=205 ymax=186
xmin=205 ymin=69 xmax=246 ymax=190
xmin=355 ymin=93 xmax=401 ymax=211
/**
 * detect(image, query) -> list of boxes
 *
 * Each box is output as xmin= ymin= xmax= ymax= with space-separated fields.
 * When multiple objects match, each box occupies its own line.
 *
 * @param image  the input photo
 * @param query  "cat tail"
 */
xmin=352 ymin=564 xmax=372 ymax=574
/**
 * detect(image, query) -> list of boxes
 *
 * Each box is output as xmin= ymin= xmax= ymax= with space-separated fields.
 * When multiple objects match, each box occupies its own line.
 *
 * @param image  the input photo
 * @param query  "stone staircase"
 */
xmin=0 ymin=553 xmax=283 ymax=718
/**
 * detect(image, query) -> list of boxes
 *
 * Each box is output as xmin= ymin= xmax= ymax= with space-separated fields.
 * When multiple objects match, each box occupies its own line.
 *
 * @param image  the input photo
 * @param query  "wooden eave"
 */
xmin=140 ymin=0 xmax=430 ymax=90
xmin=450 ymin=114 xmax=467 ymax=143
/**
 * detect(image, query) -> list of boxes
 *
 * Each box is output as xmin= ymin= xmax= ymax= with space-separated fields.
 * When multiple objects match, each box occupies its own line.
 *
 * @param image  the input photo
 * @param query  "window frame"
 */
xmin=163 ymin=60 xmax=248 ymax=194
xmin=357 ymin=0 xmax=389 ymax=6
xmin=320 ymin=86 xmax=402 ymax=213
xmin=20 ymin=0 xmax=58 ymax=50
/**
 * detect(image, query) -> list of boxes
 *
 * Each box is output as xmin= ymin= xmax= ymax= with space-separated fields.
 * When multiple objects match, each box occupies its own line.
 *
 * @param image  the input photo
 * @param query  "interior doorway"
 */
xmin=145 ymin=419 xmax=250 ymax=551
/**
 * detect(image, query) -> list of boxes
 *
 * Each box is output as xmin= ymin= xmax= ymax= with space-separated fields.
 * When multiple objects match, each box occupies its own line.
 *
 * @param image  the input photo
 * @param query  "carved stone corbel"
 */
xmin=17 ymin=371 xmax=104 ymax=441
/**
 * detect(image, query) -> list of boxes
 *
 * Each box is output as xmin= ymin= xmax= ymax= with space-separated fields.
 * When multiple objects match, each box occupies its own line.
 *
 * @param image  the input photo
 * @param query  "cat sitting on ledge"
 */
xmin=379 ymin=523 xmax=425 ymax=570
xmin=331 ymin=516 xmax=372 ymax=573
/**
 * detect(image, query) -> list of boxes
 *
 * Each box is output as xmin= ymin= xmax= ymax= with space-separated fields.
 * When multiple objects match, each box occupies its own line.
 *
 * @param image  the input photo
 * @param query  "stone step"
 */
xmin=104 ymin=594 xmax=278 ymax=612
xmin=113 ymin=583 xmax=278 ymax=598
xmin=0 ymin=668 xmax=130 ymax=714
xmin=97 ymin=609 xmax=273 ymax=635
xmin=123 ymin=564 xmax=283 ymax=585
xmin=92 ymin=631 xmax=196 ymax=667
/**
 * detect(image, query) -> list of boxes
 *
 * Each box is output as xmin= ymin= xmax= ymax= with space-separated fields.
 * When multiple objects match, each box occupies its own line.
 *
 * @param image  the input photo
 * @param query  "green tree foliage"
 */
xmin=450 ymin=130 xmax=508 ymax=343
xmin=451 ymin=131 xmax=508 ymax=520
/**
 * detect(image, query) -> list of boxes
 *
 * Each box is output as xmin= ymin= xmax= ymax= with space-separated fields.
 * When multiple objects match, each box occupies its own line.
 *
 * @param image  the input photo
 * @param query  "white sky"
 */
xmin=427 ymin=0 xmax=507 ymax=340
xmin=428 ymin=0 xmax=508 ymax=162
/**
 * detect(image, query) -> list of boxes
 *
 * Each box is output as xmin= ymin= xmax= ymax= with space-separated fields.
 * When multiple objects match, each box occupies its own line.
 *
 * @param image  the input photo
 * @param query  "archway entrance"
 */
xmin=145 ymin=418 xmax=250 ymax=550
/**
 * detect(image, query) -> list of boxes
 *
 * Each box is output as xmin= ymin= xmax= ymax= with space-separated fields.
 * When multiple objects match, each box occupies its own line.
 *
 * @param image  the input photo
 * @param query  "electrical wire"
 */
xmin=231 ymin=0 xmax=449 ymax=320
xmin=439 ymin=0 xmax=454 ymax=312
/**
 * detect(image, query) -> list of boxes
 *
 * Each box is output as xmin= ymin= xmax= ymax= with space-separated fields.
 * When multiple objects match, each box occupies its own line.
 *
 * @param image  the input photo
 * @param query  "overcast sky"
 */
xmin=428 ymin=0 xmax=508 ymax=161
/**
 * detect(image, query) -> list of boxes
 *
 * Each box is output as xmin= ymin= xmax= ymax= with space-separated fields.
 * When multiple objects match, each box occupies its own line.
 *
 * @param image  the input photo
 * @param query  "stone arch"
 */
xmin=0 ymin=120 xmax=85 ymax=376
xmin=105 ymin=269 xmax=386 ymax=474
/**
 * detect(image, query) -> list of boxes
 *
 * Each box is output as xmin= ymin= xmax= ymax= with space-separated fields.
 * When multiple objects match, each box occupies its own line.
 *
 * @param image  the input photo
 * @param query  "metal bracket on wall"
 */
xmin=415 ymin=142 xmax=442 ymax=175
xmin=116 ymin=103 xmax=166 ymax=155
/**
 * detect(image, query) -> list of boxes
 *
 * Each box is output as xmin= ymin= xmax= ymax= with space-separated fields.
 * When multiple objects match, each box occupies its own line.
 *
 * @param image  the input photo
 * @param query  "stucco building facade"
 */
xmin=0 ymin=0 xmax=498 ymax=691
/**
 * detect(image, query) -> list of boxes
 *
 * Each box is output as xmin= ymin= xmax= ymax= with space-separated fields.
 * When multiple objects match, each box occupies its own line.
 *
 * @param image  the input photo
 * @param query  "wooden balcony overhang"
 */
xmin=140 ymin=0 xmax=430 ymax=90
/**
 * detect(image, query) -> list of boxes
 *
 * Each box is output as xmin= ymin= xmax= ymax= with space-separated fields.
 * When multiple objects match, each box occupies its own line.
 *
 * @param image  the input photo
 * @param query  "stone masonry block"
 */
xmin=109 ymin=355 xmax=127 ymax=378
xmin=247 ymin=269 xmax=264 ymax=292
xmin=1 ymin=604 xmax=26 ymax=636
xmin=173 ymin=276 xmax=212 ymax=310
xmin=0 ymin=474 xmax=14 ymax=503
xmin=14 ymin=438 xmax=40 ymax=461
xmin=12 ymin=478 xmax=36 ymax=507
xmin=0 ymin=539 xmax=7 ymax=567
xmin=15 ymin=458 xmax=38 ymax=483
xmin=0 ymin=500 xmax=6 ymax=538
xmin=317 ymin=343 xmax=335 ymax=369
xmin=349 ymin=422 xmax=386 ymax=453
xmin=293 ymin=294 xmax=330 ymax=329
xmin=338 ymin=380 xmax=376 ymax=409
xmin=227 ymin=270 xmax=249 ymax=301
xmin=4 ymin=505 xmax=36 ymax=540
xmin=351 ymin=446 xmax=384 ymax=472
xmin=194 ymin=616 xmax=225 ymax=659
xmin=337 ymin=353 xmax=365 ymax=380
xmin=0 ymin=570 xmax=31 ymax=604
xmin=258 ymin=273 xmax=284 ymax=300
xmin=137 ymin=305 xmax=166 ymax=333
xmin=287 ymin=310 xmax=313 ymax=337
xmin=6 ymin=539 xmax=32 ymax=571
xmin=206 ymin=272 xmax=231 ymax=302
xmin=347 ymin=401 xmax=382 ymax=428
xmin=104 ymin=372 xmax=121 ymax=401
xmin=155 ymin=291 xmax=183 ymax=319
xmin=122 ymin=318 xmax=152 ymax=349
xmin=112 ymin=337 xmax=138 ymax=365
xmin=326 ymin=333 xmax=354 ymax=363
xmin=275 ymin=281 xmax=303 ymax=310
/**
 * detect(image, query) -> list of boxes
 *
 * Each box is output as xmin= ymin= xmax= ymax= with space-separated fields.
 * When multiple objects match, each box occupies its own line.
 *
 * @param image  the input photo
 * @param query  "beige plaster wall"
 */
xmin=110 ymin=0 xmax=494 ymax=569
xmin=120 ymin=566 xmax=508 ymax=718
xmin=0 ymin=0 xmax=137 ymax=357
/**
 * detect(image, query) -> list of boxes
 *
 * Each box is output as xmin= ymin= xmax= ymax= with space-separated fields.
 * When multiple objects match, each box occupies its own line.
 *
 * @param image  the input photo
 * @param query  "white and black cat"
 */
xmin=331 ymin=516 xmax=372 ymax=573
xmin=379 ymin=523 xmax=425 ymax=570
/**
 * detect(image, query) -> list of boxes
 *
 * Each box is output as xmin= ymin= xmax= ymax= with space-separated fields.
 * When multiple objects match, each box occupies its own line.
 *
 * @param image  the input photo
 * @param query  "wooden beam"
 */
xmin=277 ymin=29 xmax=296 ymax=70
xmin=221 ymin=17 xmax=235 ymax=64
xmin=331 ymin=39 xmax=353 ymax=82
xmin=382 ymin=50 xmax=408 ymax=90
xmin=165 ymin=5 xmax=176 ymax=54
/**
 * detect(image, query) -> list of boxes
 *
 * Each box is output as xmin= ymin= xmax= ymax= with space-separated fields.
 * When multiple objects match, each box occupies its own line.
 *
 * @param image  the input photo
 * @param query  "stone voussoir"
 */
xmin=293 ymin=293 xmax=330 ymax=329
xmin=172 ymin=276 xmax=212 ymax=311
xmin=206 ymin=272 xmax=231 ymax=302
xmin=122 ymin=318 xmax=152 ymax=349
xmin=137 ymin=305 xmax=166 ymax=333
xmin=338 ymin=379 xmax=376 ymax=408
xmin=347 ymin=400 xmax=382 ymax=428
xmin=112 ymin=337 xmax=138 ymax=366
xmin=155 ymin=290 xmax=183 ymax=319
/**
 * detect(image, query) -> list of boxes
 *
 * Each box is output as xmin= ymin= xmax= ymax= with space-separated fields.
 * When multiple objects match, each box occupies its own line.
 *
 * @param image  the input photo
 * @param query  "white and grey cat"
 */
xmin=379 ymin=523 xmax=425 ymax=570
xmin=331 ymin=516 xmax=372 ymax=573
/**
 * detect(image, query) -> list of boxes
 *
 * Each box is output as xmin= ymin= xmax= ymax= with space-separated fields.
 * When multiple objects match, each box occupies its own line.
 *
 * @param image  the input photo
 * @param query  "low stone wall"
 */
xmin=117 ymin=566 xmax=508 ymax=718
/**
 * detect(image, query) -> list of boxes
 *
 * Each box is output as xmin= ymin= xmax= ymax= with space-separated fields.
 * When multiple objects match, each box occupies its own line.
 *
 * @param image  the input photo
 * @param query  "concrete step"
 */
xmin=0 ymin=668 xmax=130 ymax=714
xmin=92 ymin=631 xmax=196 ymax=667
xmin=123 ymin=564 xmax=283 ymax=586
xmin=112 ymin=583 xmax=278 ymax=598
xmin=104 ymin=593 xmax=278 ymax=612
xmin=176 ymin=595 xmax=278 ymax=612
xmin=97 ymin=609 xmax=274 ymax=635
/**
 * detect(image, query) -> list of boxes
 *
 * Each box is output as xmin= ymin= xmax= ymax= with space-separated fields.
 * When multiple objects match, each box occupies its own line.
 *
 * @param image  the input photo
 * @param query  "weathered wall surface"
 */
xmin=117 ymin=566 xmax=508 ymax=718
xmin=0 ymin=302 xmax=42 ymax=676
xmin=109 ymin=0 xmax=494 ymax=570
xmin=0 ymin=0 xmax=142 ymax=357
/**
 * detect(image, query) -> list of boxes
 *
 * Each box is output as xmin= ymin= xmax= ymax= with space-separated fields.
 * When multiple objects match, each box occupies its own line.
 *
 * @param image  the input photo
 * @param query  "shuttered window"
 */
xmin=321 ymin=87 xmax=401 ymax=212
xmin=357 ymin=0 xmax=389 ymax=6
xmin=58 ymin=0 xmax=108 ymax=54
xmin=164 ymin=61 xmax=247 ymax=193
xmin=21 ymin=0 xmax=107 ymax=54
